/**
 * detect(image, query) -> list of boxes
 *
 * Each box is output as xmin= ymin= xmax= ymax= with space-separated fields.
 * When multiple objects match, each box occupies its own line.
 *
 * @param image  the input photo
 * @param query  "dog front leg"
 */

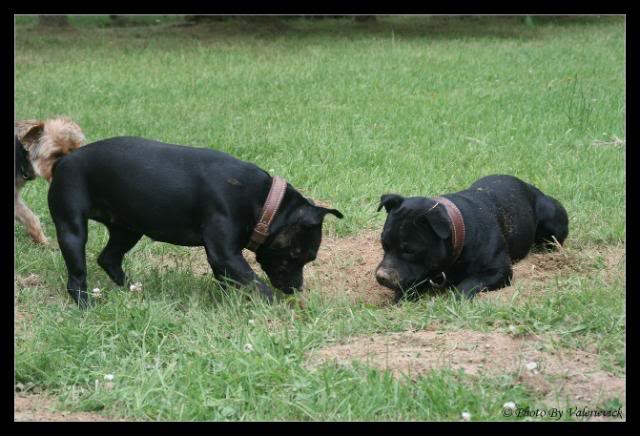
xmin=453 ymin=268 xmax=512 ymax=300
xmin=15 ymin=196 xmax=48 ymax=244
xmin=204 ymin=243 xmax=274 ymax=303
xmin=97 ymin=225 xmax=143 ymax=287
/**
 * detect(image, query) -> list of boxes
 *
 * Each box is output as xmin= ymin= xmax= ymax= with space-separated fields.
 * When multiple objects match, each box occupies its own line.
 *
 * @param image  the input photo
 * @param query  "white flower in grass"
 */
xmin=129 ymin=282 xmax=143 ymax=292
xmin=248 ymin=319 xmax=255 ymax=325
xmin=91 ymin=288 xmax=102 ymax=298
xmin=525 ymin=361 xmax=538 ymax=371
xmin=104 ymin=374 xmax=115 ymax=381
xmin=243 ymin=343 xmax=254 ymax=353
xmin=461 ymin=411 xmax=471 ymax=421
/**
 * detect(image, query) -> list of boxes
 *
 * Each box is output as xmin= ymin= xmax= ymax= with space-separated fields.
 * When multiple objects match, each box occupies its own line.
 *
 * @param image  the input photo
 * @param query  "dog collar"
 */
xmin=246 ymin=176 xmax=288 ymax=252
xmin=433 ymin=196 xmax=465 ymax=261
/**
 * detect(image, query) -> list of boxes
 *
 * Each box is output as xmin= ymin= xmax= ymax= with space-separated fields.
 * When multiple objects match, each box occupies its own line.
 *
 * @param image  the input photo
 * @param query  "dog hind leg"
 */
xmin=97 ymin=225 xmax=143 ymax=286
xmin=56 ymin=218 xmax=89 ymax=307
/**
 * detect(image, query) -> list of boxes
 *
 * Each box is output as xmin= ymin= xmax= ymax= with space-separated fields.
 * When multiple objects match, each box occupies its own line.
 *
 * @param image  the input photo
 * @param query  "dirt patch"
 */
xmin=138 ymin=232 xmax=624 ymax=307
xmin=14 ymin=393 xmax=120 ymax=422
xmin=304 ymin=231 xmax=394 ymax=305
xmin=137 ymin=231 xmax=391 ymax=305
xmin=306 ymin=329 xmax=625 ymax=416
xmin=509 ymin=244 xmax=622 ymax=284
xmin=15 ymin=272 xmax=45 ymax=289
xmin=140 ymin=240 xmax=394 ymax=305
xmin=479 ymin=244 xmax=625 ymax=304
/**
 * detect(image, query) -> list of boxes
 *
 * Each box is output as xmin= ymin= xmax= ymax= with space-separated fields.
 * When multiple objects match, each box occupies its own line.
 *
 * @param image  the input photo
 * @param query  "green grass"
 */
xmin=15 ymin=16 xmax=625 ymax=421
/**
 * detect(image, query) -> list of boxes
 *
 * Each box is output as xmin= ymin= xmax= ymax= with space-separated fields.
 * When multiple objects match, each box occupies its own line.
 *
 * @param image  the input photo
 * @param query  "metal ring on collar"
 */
xmin=429 ymin=272 xmax=447 ymax=288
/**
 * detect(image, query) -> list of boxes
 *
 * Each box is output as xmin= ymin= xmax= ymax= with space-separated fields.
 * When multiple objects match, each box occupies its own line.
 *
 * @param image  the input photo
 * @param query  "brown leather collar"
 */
xmin=246 ymin=176 xmax=288 ymax=252
xmin=433 ymin=196 xmax=465 ymax=261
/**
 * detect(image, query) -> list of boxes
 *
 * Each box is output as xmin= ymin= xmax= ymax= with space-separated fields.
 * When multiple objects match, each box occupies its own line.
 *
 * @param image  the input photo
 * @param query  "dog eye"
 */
xmin=402 ymin=246 xmax=418 ymax=255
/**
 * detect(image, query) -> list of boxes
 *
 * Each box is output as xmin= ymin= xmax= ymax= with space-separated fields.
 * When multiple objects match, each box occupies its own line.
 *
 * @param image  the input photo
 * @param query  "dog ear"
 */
xmin=301 ymin=205 xmax=344 ymax=227
xmin=377 ymin=194 xmax=404 ymax=213
xmin=421 ymin=202 xmax=451 ymax=240
xmin=20 ymin=122 xmax=45 ymax=148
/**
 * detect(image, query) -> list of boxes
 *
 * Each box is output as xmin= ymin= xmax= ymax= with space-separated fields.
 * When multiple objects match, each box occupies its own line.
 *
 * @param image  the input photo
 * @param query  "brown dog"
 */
xmin=15 ymin=117 xmax=85 ymax=244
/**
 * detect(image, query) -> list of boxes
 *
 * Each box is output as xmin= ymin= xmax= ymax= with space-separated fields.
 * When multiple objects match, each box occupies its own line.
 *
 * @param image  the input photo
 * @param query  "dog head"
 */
xmin=255 ymin=192 xmax=343 ymax=294
xmin=375 ymin=194 xmax=453 ymax=295
xmin=15 ymin=117 xmax=85 ymax=182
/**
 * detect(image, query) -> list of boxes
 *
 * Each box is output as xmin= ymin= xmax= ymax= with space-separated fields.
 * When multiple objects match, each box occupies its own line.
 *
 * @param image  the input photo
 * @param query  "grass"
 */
xmin=14 ymin=16 xmax=625 ymax=421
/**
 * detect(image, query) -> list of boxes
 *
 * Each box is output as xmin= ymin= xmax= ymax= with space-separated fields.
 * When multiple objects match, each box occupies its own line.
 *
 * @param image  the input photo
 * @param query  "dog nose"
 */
xmin=376 ymin=267 xmax=398 ymax=288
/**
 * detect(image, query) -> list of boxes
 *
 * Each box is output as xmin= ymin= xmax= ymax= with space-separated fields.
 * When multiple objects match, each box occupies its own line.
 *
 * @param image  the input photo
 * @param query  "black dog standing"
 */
xmin=375 ymin=175 xmax=568 ymax=302
xmin=48 ymin=137 xmax=342 ymax=307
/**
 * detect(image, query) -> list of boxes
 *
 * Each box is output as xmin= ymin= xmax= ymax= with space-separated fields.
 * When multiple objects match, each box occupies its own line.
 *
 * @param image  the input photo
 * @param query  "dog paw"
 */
xmin=31 ymin=234 xmax=49 ymax=245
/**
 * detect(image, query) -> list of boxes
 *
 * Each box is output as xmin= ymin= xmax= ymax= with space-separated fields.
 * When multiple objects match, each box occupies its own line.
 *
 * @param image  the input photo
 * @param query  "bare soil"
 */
xmin=306 ymin=328 xmax=625 ymax=418
xmin=304 ymin=231 xmax=395 ymax=305
xmin=479 ymin=243 xmax=624 ymax=304
xmin=14 ymin=393 xmax=120 ymax=422
xmin=15 ymin=272 xmax=46 ymax=289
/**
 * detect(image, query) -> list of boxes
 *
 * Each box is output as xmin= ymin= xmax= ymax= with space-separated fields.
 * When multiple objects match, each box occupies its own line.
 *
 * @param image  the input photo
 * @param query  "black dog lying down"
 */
xmin=375 ymin=175 xmax=568 ymax=301
xmin=48 ymin=137 xmax=342 ymax=307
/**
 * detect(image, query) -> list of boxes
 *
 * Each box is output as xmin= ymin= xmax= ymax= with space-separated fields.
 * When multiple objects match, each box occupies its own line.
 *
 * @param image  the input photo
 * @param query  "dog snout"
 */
xmin=280 ymin=283 xmax=302 ymax=294
xmin=376 ymin=267 xmax=399 ymax=289
xmin=271 ymin=274 xmax=303 ymax=294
